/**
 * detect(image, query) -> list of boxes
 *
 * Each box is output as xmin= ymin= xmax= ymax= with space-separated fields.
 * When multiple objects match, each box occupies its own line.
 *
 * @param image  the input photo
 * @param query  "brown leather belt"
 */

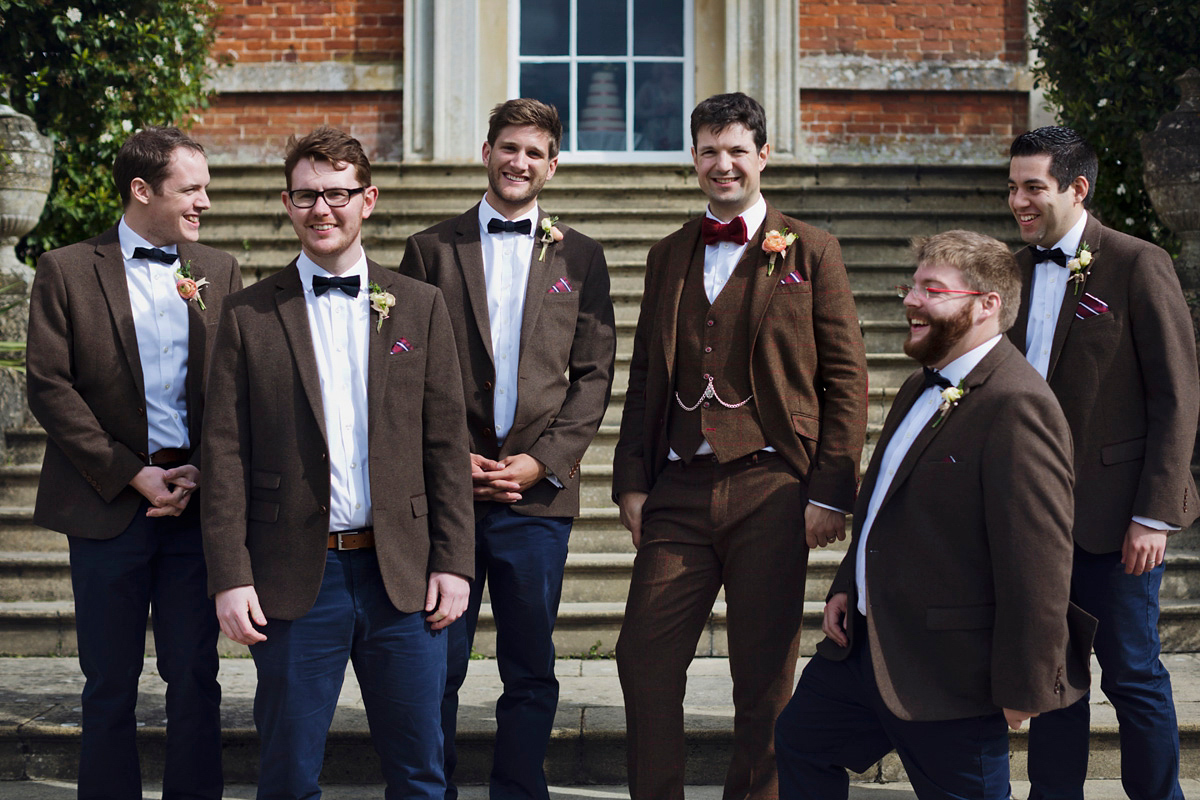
xmin=141 ymin=448 xmax=190 ymax=465
xmin=328 ymin=528 xmax=375 ymax=550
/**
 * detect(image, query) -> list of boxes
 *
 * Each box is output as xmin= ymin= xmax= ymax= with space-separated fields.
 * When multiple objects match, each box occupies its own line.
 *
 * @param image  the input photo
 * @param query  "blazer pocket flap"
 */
xmin=926 ymin=604 xmax=994 ymax=630
xmin=1101 ymin=437 xmax=1146 ymax=466
xmin=251 ymin=470 xmax=281 ymax=490
xmin=792 ymin=412 xmax=819 ymax=441
xmin=248 ymin=499 xmax=279 ymax=523
xmin=411 ymin=493 xmax=428 ymax=518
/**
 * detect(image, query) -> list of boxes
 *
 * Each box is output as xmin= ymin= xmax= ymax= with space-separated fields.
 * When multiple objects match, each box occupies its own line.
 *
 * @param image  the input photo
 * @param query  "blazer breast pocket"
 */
xmin=774 ymin=282 xmax=813 ymax=296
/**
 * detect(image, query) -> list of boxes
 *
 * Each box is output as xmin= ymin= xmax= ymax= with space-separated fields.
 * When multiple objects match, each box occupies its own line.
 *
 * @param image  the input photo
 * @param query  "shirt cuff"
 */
xmin=809 ymin=500 xmax=849 ymax=515
xmin=1132 ymin=516 xmax=1179 ymax=532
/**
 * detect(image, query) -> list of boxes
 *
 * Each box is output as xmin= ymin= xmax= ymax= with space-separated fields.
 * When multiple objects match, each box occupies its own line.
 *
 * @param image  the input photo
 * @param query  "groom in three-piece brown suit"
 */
xmin=612 ymin=92 xmax=868 ymax=800
xmin=1007 ymin=127 xmax=1199 ymax=800
xmin=399 ymin=98 xmax=616 ymax=800
xmin=26 ymin=127 xmax=241 ymax=800
xmin=775 ymin=230 xmax=1092 ymax=800
xmin=202 ymin=127 xmax=474 ymax=798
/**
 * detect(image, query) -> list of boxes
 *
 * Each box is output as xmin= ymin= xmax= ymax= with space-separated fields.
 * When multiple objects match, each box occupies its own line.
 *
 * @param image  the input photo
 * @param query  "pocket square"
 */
xmin=548 ymin=277 xmax=574 ymax=294
xmin=779 ymin=270 xmax=805 ymax=285
xmin=390 ymin=338 xmax=412 ymax=354
xmin=1075 ymin=292 xmax=1109 ymax=320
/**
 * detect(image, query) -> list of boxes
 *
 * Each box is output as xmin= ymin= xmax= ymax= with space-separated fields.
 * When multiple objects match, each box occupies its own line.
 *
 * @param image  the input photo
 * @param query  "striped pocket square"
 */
xmin=779 ymin=270 xmax=805 ymax=285
xmin=1075 ymin=292 xmax=1109 ymax=319
xmin=548 ymin=277 xmax=574 ymax=293
xmin=391 ymin=338 xmax=412 ymax=354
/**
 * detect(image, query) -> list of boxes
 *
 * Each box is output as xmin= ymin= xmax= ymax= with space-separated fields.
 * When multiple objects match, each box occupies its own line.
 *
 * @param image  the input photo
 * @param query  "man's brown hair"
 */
xmin=283 ymin=126 xmax=372 ymax=190
xmin=486 ymin=98 xmax=563 ymax=160
xmin=911 ymin=230 xmax=1022 ymax=332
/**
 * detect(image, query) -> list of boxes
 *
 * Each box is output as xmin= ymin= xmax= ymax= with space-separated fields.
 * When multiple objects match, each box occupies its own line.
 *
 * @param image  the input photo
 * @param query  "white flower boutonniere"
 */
xmin=539 ymin=216 xmax=563 ymax=262
xmin=932 ymin=380 xmax=968 ymax=429
xmin=762 ymin=228 xmax=798 ymax=276
xmin=1066 ymin=241 xmax=1093 ymax=295
xmin=173 ymin=260 xmax=210 ymax=310
xmin=368 ymin=280 xmax=396 ymax=333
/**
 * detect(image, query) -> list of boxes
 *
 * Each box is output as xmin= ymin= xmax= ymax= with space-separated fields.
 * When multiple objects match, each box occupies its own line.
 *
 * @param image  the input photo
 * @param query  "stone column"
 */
xmin=403 ymin=0 xmax=481 ymax=162
xmin=723 ymin=0 xmax=800 ymax=159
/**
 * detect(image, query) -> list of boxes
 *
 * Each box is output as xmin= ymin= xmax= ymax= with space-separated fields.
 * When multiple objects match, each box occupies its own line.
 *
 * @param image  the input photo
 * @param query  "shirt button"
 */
xmin=498 ymin=388 xmax=505 ymax=395
xmin=350 ymin=462 xmax=356 ymax=469
xmin=355 ymin=503 xmax=361 ymax=510
xmin=163 ymin=383 xmax=170 ymax=390
xmin=1044 ymin=313 xmax=1051 ymax=319
xmin=163 ymin=347 xmax=169 ymax=353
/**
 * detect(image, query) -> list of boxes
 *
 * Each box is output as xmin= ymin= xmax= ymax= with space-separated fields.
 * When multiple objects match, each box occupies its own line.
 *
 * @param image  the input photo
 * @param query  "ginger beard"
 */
xmin=904 ymin=299 xmax=975 ymax=368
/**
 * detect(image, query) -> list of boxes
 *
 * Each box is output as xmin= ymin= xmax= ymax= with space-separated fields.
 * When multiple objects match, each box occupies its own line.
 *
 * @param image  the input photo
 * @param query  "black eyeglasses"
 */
xmin=894 ymin=284 xmax=985 ymax=300
xmin=286 ymin=187 xmax=367 ymax=208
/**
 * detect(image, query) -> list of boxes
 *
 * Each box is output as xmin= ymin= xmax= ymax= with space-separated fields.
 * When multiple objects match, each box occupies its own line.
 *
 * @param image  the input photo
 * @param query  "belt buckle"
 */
xmin=335 ymin=532 xmax=349 ymax=550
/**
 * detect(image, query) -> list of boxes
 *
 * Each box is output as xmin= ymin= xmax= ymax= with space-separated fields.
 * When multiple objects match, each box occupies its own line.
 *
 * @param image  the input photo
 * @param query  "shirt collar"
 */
xmin=296 ymin=249 xmax=369 ymax=295
xmin=1044 ymin=213 xmax=1088 ymax=263
xmin=478 ymin=195 xmax=540 ymax=237
xmin=936 ymin=334 xmax=1002 ymax=388
xmin=118 ymin=217 xmax=179 ymax=264
xmin=705 ymin=194 xmax=767 ymax=242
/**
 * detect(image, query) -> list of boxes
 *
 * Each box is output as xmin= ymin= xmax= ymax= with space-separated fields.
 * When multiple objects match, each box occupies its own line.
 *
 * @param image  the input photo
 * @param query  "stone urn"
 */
xmin=0 ymin=98 xmax=53 ymax=293
xmin=1142 ymin=68 xmax=1200 ymax=293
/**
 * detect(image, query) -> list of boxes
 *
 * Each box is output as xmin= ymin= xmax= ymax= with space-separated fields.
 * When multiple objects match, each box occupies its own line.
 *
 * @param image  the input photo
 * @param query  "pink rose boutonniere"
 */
xmin=174 ymin=260 xmax=210 ymax=310
xmin=762 ymin=228 xmax=798 ymax=276
xmin=539 ymin=216 xmax=563 ymax=262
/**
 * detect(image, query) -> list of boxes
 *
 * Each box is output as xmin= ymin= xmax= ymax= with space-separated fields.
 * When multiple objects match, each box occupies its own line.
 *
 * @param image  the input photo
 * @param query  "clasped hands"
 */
xmin=130 ymin=464 xmax=198 ymax=518
xmin=471 ymin=452 xmax=545 ymax=502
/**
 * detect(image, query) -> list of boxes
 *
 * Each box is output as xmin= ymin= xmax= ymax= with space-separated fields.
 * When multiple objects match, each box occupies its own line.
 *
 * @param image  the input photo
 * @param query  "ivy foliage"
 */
xmin=0 ymin=0 xmax=224 ymax=262
xmin=1029 ymin=0 xmax=1200 ymax=251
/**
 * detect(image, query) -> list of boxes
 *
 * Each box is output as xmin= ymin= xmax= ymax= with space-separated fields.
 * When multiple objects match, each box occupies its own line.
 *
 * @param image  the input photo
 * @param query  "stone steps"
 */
xmin=2 ymin=654 xmax=1198 ymax=786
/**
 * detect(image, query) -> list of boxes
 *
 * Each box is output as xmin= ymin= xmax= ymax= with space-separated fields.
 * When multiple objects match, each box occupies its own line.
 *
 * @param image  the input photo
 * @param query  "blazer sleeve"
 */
xmin=805 ymin=233 xmax=869 ymax=510
xmin=26 ymin=250 xmax=146 ymax=501
xmin=983 ymin=387 xmax=1078 ymax=712
xmin=1126 ymin=244 xmax=1200 ymax=527
xmin=525 ymin=235 xmax=616 ymax=482
xmin=200 ymin=298 xmax=257 ymax=595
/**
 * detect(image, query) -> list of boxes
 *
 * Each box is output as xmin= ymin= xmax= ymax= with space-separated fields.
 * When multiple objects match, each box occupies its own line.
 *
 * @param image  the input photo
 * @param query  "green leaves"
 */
xmin=1030 ymin=0 xmax=1200 ymax=252
xmin=0 ymin=1 xmax=224 ymax=261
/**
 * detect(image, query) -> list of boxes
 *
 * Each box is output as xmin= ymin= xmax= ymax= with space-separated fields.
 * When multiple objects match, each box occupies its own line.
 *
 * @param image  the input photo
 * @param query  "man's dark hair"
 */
xmin=283 ymin=126 xmax=372 ymax=190
xmin=690 ymin=92 xmax=767 ymax=151
xmin=487 ymin=98 xmax=564 ymax=160
xmin=113 ymin=127 xmax=205 ymax=207
xmin=1010 ymin=126 xmax=1098 ymax=205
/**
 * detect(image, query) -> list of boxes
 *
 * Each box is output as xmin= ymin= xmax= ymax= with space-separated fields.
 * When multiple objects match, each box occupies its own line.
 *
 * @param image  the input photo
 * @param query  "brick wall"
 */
xmin=212 ymin=0 xmax=403 ymax=63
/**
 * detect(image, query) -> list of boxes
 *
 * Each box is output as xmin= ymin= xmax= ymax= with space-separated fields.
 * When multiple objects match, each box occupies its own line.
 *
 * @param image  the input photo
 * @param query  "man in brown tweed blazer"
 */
xmin=202 ymin=127 xmax=474 ymax=798
xmin=611 ymin=92 xmax=868 ymax=800
xmin=399 ymin=98 xmax=615 ymax=800
xmin=26 ymin=127 xmax=242 ymax=800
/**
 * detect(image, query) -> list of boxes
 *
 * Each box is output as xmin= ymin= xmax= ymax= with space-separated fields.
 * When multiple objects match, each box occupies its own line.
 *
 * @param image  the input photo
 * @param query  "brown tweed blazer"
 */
xmin=200 ymin=260 xmax=475 ymax=620
xmin=27 ymin=225 xmax=242 ymax=539
xmin=1009 ymin=214 xmax=1200 ymax=553
xmin=823 ymin=337 xmax=1094 ymax=722
xmin=398 ymin=205 xmax=616 ymax=518
xmin=612 ymin=204 xmax=868 ymax=511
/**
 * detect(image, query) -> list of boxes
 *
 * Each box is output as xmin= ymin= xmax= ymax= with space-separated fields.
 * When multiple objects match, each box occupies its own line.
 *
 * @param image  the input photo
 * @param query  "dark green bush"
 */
xmin=0 ymin=0 xmax=223 ymax=261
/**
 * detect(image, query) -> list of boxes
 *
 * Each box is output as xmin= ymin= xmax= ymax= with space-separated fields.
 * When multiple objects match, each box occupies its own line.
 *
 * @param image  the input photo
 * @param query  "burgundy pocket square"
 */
xmin=779 ymin=270 xmax=805 ymax=285
xmin=548 ymin=277 xmax=574 ymax=293
xmin=1075 ymin=292 xmax=1109 ymax=320
xmin=391 ymin=338 xmax=412 ymax=354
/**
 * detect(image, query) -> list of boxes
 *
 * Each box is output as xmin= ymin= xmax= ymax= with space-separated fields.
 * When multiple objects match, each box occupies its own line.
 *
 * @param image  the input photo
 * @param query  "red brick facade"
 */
xmin=212 ymin=0 xmax=402 ymax=63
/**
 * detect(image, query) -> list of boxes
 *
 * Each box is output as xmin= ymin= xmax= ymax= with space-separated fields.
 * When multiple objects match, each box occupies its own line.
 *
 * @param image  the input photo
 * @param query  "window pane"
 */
xmin=578 ymin=63 xmax=627 ymax=150
xmin=521 ymin=0 xmax=569 ymax=56
xmin=521 ymin=63 xmax=572 ymax=148
xmin=634 ymin=63 xmax=683 ymax=151
xmin=578 ymin=0 xmax=627 ymax=56
xmin=634 ymin=0 xmax=683 ymax=56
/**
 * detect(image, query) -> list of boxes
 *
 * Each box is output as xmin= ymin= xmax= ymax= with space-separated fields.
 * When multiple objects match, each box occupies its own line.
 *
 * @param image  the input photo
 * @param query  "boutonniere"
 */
xmin=1066 ymin=241 xmax=1094 ymax=295
xmin=762 ymin=228 xmax=798 ymax=276
xmin=538 ymin=216 xmax=563 ymax=262
xmin=931 ymin=380 xmax=968 ymax=429
xmin=368 ymin=280 xmax=396 ymax=332
xmin=173 ymin=261 xmax=210 ymax=310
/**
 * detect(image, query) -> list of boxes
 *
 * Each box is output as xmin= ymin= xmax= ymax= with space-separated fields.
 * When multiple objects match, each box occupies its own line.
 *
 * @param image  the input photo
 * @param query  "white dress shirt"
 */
xmin=118 ymin=218 xmax=190 ymax=453
xmin=478 ymin=196 xmax=538 ymax=445
xmin=1024 ymin=213 xmax=1086 ymax=379
xmin=1022 ymin=214 xmax=1171 ymax=532
xmin=855 ymin=336 xmax=1001 ymax=615
xmin=296 ymin=252 xmax=372 ymax=532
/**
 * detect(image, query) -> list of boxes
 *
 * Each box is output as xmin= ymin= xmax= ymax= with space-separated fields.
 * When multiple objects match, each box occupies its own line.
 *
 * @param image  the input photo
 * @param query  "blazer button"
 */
xmin=319 ymin=505 xmax=329 ymax=514
xmin=483 ymin=381 xmax=493 ymax=391
xmin=137 ymin=406 xmax=145 ymax=416
xmin=483 ymin=427 xmax=492 ymax=436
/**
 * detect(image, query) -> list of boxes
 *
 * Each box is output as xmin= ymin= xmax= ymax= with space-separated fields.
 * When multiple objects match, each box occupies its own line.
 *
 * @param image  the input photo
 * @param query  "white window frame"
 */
xmin=507 ymin=0 xmax=694 ymax=163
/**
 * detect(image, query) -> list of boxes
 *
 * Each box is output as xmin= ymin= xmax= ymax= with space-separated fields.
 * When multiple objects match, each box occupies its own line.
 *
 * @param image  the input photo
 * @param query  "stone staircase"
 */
xmin=2 ymin=163 xmax=1199 ymax=783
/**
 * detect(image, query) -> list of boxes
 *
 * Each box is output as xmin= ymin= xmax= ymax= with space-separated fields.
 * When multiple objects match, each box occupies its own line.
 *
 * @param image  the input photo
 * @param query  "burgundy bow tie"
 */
xmin=702 ymin=216 xmax=748 ymax=246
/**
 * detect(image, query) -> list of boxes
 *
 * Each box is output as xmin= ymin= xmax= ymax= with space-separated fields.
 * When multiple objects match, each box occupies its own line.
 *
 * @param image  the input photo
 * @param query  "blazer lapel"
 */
xmin=658 ymin=222 xmax=704 ymax=382
xmin=177 ymin=243 xmax=209 ymax=444
xmin=92 ymin=231 xmax=146 ymax=402
xmin=746 ymin=205 xmax=787 ymax=351
xmin=1045 ymin=214 xmax=1102 ymax=380
xmin=1010 ymin=246 xmax=1035 ymax=352
xmin=274 ymin=262 xmax=328 ymax=444
xmin=518 ymin=209 xmax=555 ymax=359
xmin=454 ymin=206 xmax=495 ymax=363
xmin=365 ymin=261 xmax=396 ymax=431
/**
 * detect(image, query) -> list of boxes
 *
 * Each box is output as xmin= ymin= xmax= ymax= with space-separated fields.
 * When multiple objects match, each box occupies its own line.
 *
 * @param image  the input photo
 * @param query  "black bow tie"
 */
xmin=312 ymin=274 xmax=360 ymax=297
xmin=922 ymin=366 xmax=953 ymax=391
xmin=132 ymin=246 xmax=179 ymax=265
xmin=487 ymin=218 xmax=532 ymax=235
xmin=1034 ymin=247 xmax=1069 ymax=267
